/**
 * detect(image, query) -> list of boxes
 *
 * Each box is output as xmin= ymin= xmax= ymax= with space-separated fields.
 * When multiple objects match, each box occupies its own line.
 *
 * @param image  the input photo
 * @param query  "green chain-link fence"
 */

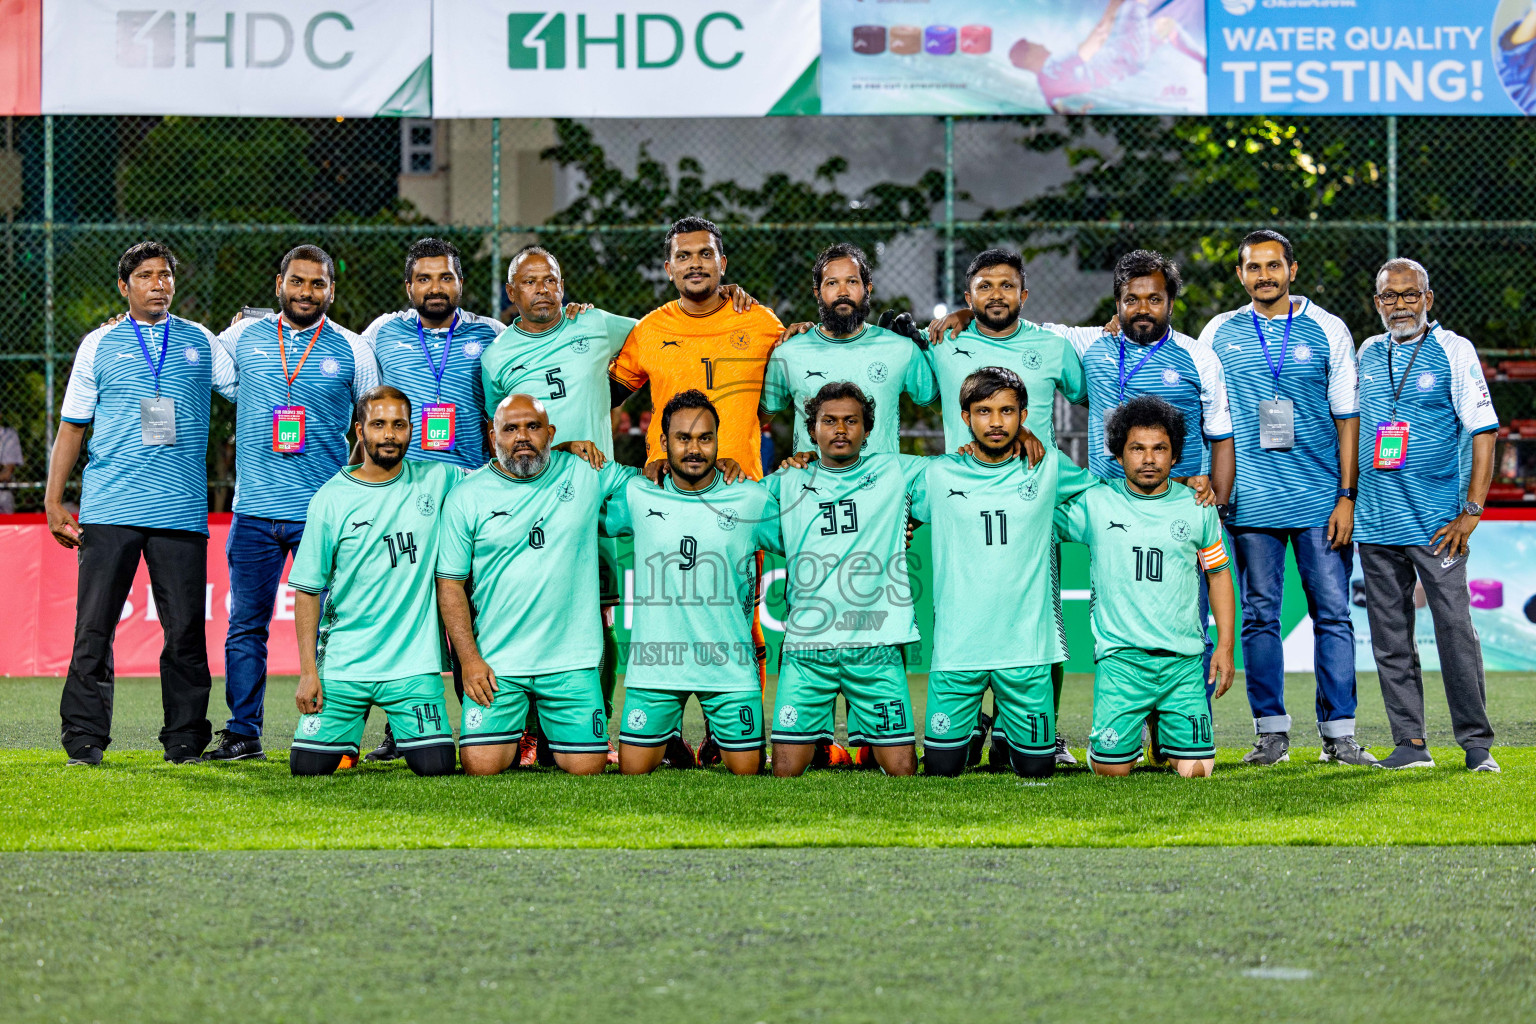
xmin=1 ymin=112 xmax=1532 ymax=510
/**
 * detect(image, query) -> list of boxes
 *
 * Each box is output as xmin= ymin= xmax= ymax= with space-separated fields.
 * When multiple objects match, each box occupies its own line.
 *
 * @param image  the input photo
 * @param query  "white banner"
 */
xmin=41 ymin=0 xmax=431 ymax=116
xmin=433 ymin=0 xmax=822 ymax=117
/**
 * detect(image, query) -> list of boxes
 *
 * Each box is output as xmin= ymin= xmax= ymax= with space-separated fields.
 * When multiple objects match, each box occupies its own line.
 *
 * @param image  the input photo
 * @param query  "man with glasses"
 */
xmin=1354 ymin=259 xmax=1499 ymax=772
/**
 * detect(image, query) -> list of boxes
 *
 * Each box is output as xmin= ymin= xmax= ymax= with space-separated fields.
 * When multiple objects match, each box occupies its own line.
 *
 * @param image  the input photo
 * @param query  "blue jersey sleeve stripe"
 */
xmin=1469 ymin=423 xmax=1498 ymax=437
xmin=61 ymin=415 xmax=93 ymax=424
xmin=1202 ymin=430 xmax=1234 ymax=441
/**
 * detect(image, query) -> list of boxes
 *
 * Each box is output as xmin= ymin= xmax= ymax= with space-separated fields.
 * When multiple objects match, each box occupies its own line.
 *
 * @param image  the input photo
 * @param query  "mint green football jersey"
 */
xmin=1054 ymin=479 xmax=1231 ymax=660
xmin=761 ymin=323 xmax=938 ymax=455
xmin=928 ymin=320 xmax=1087 ymax=450
xmin=481 ymin=309 xmax=638 ymax=458
xmin=602 ymin=472 xmax=783 ymax=692
xmin=289 ymin=461 xmax=463 ymax=681
xmin=911 ymin=449 xmax=1095 ymax=672
xmin=436 ymin=451 xmax=635 ymax=676
xmin=764 ymin=452 xmax=925 ymax=651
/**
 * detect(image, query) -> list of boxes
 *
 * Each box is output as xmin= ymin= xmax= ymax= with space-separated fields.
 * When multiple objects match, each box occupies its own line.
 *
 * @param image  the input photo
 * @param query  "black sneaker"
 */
xmin=164 ymin=744 xmax=206 ymax=765
xmin=969 ymin=712 xmax=994 ymax=768
xmin=1466 ymin=747 xmax=1501 ymax=773
xmin=1373 ymin=742 xmax=1435 ymax=769
xmin=203 ymin=730 xmax=266 ymax=762
xmin=697 ymin=725 xmax=723 ymax=767
xmin=1054 ymin=734 xmax=1079 ymax=766
xmin=65 ymin=745 xmax=103 ymax=767
xmin=1319 ymin=735 xmax=1378 ymax=766
xmin=364 ymin=727 xmax=403 ymax=762
xmin=1242 ymin=731 xmax=1291 ymax=766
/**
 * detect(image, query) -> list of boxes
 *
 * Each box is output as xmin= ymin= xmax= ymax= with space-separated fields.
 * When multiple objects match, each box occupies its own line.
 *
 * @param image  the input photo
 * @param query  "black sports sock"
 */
xmin=403 ymin=744 xmax=456 ymax=776
xmin=289 ymin=749 xmax=344 ymax=776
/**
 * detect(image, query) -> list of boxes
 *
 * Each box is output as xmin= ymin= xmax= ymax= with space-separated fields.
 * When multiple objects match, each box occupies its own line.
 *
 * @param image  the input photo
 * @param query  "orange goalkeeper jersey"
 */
xmin=609 ymin=299 xmax=783 ymax=479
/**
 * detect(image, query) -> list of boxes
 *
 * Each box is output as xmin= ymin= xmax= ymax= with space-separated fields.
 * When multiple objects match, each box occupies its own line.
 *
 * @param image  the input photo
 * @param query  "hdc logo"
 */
xmin=508 ymin=11 xmax=745 ymax=71
xmin=115 ymin=9 xmax=356 ymax=70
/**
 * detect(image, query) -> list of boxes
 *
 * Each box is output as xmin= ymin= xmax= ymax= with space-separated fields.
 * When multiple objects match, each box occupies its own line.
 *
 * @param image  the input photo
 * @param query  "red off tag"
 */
xmin=273 ymin=405 xmax=306 ymax=453
xmin=1373 ymin=421 xmax=1409 ymax=470
xmin=421 ymin=403 xmax=456 ymax=452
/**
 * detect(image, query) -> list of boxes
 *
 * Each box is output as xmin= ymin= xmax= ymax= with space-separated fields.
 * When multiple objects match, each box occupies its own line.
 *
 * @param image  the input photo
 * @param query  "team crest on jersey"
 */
xmin=867 ymin=361 xmax=889 ymax=384
xmin=858 ymin=474 xmax=878 ymax=491
xmin=558 ymin=481 xmax=575 ymax=502
xmin=462 ymin=340 xmax=484 ymax=358
xmin=1417 ymin=371 xmax=1437 ymax=391
xmin=570 ymin=338 xmax=590 ymax=354
xmin=626 ymin=708 xmax=647 ymax=729
xmin=730 ymin=331 xmax=750 ymax=351
xmin=929 ymin=712 xmax=951 ymax=735
xmin=1099 ymin=726 xmax=1119 ymax=749
xmin=1018 ymin=479 xmax=1040 ymax=501
xmin=1170 ymin=519 xmax=1192 ymax=542
xmin=320 ymin=357 xmax=340 ymax=377
xmin=464 ymin=705 xmax=484 ymax=730
xmin=778 ymin=705 xmax=798 ymax=727
xmin=416 ymin=493 xmax=437 ymax=517
xmin=299 ymin=715 xmax=321 ymax=737
xmin=1291 ymin=344 xmax=1313 ymax=363
xmin=1160 ymin=368 xmax=1181 ymax=386
xmin=1020 ymin=350 xmax=1043 ymax=371
xmin=182 ymin=346 xmax=200 ymax=363
xmin=716 ymin=507 xmax=739 ymax=531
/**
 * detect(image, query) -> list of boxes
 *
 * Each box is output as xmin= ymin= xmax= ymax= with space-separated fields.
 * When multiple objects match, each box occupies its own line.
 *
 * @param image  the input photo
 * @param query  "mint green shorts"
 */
xmin=773 ymin=646 xmax=913 ymax=747
xmin=619 ymin=688 xmax=764 ymax=751
xmin=925 ymin=665 xmax=1054 ymax=757
xmin=1090 ymin=650 xmax=1213 ymax=765
xmin=292 ymin=674 xmax=452 ymax=757
xmin=459 ymin=667 xmax=607 ymax=755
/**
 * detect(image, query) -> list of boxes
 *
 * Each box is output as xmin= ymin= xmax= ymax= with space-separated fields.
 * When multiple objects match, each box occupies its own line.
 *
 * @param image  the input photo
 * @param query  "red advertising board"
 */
xmin=0 ymin=514 xmax=300 ymax=677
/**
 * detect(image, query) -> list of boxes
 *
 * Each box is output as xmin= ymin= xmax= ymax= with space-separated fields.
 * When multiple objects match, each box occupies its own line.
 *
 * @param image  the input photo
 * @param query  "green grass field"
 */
xmin=3 ymin=672 xmax=1534 ymax=1022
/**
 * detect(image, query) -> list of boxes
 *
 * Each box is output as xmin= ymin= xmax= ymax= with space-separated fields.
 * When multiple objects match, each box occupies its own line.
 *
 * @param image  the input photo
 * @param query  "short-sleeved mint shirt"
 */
xmin=1054 ymin=479 xmax=1230 ymax=660
xmin=764 ymin=451 xmax=926 ymax=651
xmin=436 ymin=451 xmax=635 ymax=676
xmin=289 ymin=461 xmax=463 ymax=681
xmin=911 ymin=449 xmax=1095 ymax=671
xmin=602 ymin=472 xmax=783 ymax=692
xmin=761 ymin=323 xmax=938 ymax=455
xmin=480 ymin=309 xmax=638 ymax=458
xmin=927 ymin=319 xmax=1087 ymax=451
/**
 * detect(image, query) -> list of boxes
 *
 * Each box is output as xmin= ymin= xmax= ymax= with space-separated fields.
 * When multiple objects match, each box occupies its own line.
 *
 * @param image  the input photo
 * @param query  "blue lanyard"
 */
xmin=416 ymin=312 xmax=458 ymax=402
xmin=130 ymin=317 xmax=170 ymax=398
xmin=1250 ymin=303 xmax=1293 ymax=400
xmin=1117 ymin=329 xmax=1169 ymax=402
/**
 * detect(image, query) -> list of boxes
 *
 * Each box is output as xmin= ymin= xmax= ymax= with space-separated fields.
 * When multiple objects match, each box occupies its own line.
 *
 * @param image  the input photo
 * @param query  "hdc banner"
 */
xmin=431 ymin=0 xmax=822 ymax=118
xmin=40 ymin=0 xmax=431 ymax=116
xmin=1208 ymin=0 xmax=1536 ymax=115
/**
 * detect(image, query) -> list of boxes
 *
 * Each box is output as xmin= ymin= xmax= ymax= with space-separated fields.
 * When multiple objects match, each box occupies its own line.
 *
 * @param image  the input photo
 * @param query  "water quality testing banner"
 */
xmin=432 ymin=0 xmax=822 ymax=118
xmin=1208 ymin=0 xmax=1536 ymax=115
xmin=819 ymin=0 xmax=1209 ymax=115
xmin=40 ymin=0 xmax=432 ymax=116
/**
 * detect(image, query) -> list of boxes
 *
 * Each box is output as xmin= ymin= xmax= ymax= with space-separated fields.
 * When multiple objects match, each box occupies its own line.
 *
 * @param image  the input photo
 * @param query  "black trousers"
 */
xmin=60 ymin=524 xmax=213 ymax=756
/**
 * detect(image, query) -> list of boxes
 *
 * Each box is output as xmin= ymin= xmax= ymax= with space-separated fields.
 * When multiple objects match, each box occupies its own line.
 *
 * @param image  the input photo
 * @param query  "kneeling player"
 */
xmin=1054 ymin=395 xmax=1236 ymax=778
xmin=912 ymin=367 xmax=1095 ymax=778
xmin=766 ymin=383 xmax=921 ymax=776
xmin=603 ymin=391 xmax=783 ymax=775
xmin=439 ymin=395 xmax=633 ymax=777
xmin=289 ymin=387 xmax=461 ymax=777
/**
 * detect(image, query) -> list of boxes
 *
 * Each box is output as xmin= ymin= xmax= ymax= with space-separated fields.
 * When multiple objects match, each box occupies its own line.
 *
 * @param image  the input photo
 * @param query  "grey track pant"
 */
xmin=1358 ymin=542 xmax=1493 ymax=751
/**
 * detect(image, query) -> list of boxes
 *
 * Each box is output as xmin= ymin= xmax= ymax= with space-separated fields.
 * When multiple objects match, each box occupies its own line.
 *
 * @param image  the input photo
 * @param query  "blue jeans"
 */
xmin=224 ymin=514 xmax=306 ymax=737
xmin=1230 ymin=525 xmax=1357 ymax=738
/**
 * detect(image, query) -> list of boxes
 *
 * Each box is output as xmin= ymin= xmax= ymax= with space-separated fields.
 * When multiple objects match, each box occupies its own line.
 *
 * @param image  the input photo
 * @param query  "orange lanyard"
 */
xmin=277 ymin=317 xmax=325 ymax=403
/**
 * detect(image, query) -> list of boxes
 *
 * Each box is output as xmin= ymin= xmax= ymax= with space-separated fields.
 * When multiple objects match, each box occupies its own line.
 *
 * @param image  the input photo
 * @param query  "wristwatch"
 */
xmin=1337 ymin=487 xmax=1357 ymax=501
xmin=1462 ymin=500 xmax=1484 ymax=517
